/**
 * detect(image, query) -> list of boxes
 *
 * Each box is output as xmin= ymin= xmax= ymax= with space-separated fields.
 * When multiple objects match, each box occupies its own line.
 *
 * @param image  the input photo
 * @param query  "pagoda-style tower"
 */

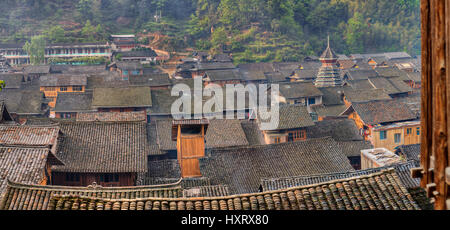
xmin=314 ymin=37 xmax=343 ymax=87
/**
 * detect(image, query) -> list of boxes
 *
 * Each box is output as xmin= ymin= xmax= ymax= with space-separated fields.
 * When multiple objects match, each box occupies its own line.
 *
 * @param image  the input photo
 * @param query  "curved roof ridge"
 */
xmin=51 ymin=169 xmax=397 ymax=202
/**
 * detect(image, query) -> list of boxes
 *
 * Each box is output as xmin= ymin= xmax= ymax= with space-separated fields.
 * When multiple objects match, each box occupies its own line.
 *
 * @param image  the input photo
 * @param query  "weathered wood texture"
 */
xmin=420 ymin=0 xmax=450 ymax=210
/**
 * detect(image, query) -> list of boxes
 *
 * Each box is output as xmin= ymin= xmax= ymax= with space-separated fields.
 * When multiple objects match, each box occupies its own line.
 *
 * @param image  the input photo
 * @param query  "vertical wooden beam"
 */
xmin=420 ymin=0 xmax=432 ymax=188
xmin=445 ymin=0 xmax=450 ymax=210
xmin=433 ymin=0 xmax=448 ymax=210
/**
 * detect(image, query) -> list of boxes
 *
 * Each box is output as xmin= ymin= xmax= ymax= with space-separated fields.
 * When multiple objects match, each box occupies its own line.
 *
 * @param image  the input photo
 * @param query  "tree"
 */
xmin=44 ymin=26 xmax=65 ymax=43
xmin=23 ymin=35 xmax=46 ymax=65
xmin=210 ymin=26 xmax=228 ymax=52
xmin=81 ymin=20 xmax=96 ymax=42
xmin=77 ymin=0 xmax=94 ymax=21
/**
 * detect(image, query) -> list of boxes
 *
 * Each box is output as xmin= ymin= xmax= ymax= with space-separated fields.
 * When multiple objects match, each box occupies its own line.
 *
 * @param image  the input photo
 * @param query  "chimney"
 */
xmin=172 ymin=119 xmax=209 ymax=178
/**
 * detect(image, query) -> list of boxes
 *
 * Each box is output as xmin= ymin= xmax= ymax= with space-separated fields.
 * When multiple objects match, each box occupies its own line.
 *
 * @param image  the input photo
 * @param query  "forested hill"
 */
xmin=0 ymin=0 xmax=420 ymax=63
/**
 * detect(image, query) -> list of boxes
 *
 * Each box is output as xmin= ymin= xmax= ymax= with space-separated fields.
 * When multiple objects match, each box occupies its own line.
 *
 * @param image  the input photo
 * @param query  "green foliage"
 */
xmin=49 ymin=56 xmax=108 ymax=65
xmin=43 ymin=26 xmax=65 ymax=44
xmin=0 ymin=0 xmax=420 ymax=62
xmin=23 ymin=35 xmax=46 ymax=65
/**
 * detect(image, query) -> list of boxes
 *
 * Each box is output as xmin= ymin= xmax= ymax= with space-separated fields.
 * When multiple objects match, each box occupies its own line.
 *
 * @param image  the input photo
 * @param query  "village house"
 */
xmin=114 ymin=49 xmax=158 ymax=64
xmin=0 ymin=88 xmax=50 ymax=122
xmin=306 ymin=118 xmax=372 ymax=169
xmin=110 ymin=34 xmax=136 ymax=51
xmin=202 ymin=69 xmax=243 ymax=86
xmin=0 ymin=116 xmax=64 ymax=198
xmin=0 ymin=42 xmax=112 ymax=65
xmin=51 ymin=121 xmax=148 ymax=187
xmin=199 ymin=137 xmax=355 ymax=194
xmin=91 ymin=87 xmax=152 ymax=114
xmin=39 ymin=74 xmax=88 ymax=110
xmin=257 ymin=104 xmax=315 ymax=144
xmin=343 ymin=88 xmax=391 ymax=107
xmin=53 ymin=91 xmax=95 ymax=119
xmin=309 ymin=86 xmax=349 ymax=121
xmin=371 ymin=120 xmax=421 ymax=152
xmin=277 ymin=82 xmax=323 ymax=106
xmin=341 ymin=99 xmax=418 ymax=145
xmin=0 ymin=55 xmax=13 ymax=73
xmin=108 ymin=61 xmax=144 ymax=80
xmin=22 ymin=65 xmax=51 ymax=80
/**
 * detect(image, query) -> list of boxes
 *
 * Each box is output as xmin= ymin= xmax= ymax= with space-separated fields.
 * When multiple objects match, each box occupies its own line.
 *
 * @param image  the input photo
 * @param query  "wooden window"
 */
xmin=72 ymin=86 xmax=83 ymax=91
xmin=379 ymin=131 xmax=387 ymax=140
xmin=407 ymin=128 xmax=412 ymax=135
xmin=416 ymin=127 xmax=420 ymax=136
xmin=60 ymin=86 xmax=67 ymax=92
xmin=274 ymin=137 xmax=280 ymax=144
xmin=394 ymin=133 xmax=401 ymax=143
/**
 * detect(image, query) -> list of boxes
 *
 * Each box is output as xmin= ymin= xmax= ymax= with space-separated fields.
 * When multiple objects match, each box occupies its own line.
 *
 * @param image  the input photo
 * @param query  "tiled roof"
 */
xmin=260 ymin=161 xmax=419 ymax=191
xmin=23 ymin=65 xmax=50 ymax=75
xmin=396 ymin=144 xmax=420 ymax=163
xmin=337 ymin=140 xmax=374 ymax=157
xmin=116 ymin=61 xmax=143 ymax=70
xmin=40 ymin=169 xmax=420 ymax=210
xmin=240 ymin=121 xmax=265 ymax=146
xmin=0 ymin=180 xmax=184 ymax=210
xmin=204 ymin=69 xmax=242 ymax=81
xmin=155 ymin=119 xmax=249 ymax=150
xmin=258 ymin=104 xmax=315 ymax=130
xmin=53 ymin=92 xmax=94 ymax=113
xmin=349 ymin=100 xmax=417 ymax=125
xmin=117 ymin=50 xmax=157 ymax=58
xmin=39 ymin=74 xmax=88 ymax=87
xmin=311 ymin=104 xmax=348 ymax=117
xmin=0 ymin=74 xmax=24 ymax=89
xmin=0 ymin=89 xmax=49 ymax=115
xmin=0 ymin=125 xmax=59 ymax=147
xmin=91 ymin=87 xmax=152 ymax=108
xmin=183 ymin=185 xmax=230 ymax=198
xmin=368 ymin=76 xmax=412 ymax=95
xmin=279 ymin=82 xmax=323 ymax=99
xmin=200 ymin=137 xmax=355 ymax=194
xmin=264 ymin=71 xmax=288 ymax=83
xmin=53 ymin=122 xmax=148 ymax=173
xmin=344 ymin=69 xmax=379 ymax=80
xmin=76 ymin=111 xmax=147 ymax=122
xmin=50 ymin=65 xmax=108 ymax=74
xmin=318 ymin=86 xmax=349 ymax=105
xmin=344 ymin=89 xmax=391 ymax=103
xmin=306 ymin=119 xmax=363 ymax=141
xmin=337 ymin=59 xmax=356 ymax=69
xmin=0 ymin=147 xmax=49 ymax=198
xmin=375 ymin=67 xmax=410 ymax=81
xmin=128 ymin=73 xmax=171 ymax=87
xmin=197 ymin=62 xmax=236 ymax=71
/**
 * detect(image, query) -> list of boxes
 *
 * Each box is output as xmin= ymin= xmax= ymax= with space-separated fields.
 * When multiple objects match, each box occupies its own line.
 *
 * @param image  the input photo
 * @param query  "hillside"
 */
xmin=0 ymin=0 xmax=420 ymax=63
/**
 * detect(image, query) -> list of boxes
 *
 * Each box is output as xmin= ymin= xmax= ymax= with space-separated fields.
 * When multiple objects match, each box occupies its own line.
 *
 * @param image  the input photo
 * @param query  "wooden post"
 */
xmin=419 ymin=0 xmax=450 ymax=210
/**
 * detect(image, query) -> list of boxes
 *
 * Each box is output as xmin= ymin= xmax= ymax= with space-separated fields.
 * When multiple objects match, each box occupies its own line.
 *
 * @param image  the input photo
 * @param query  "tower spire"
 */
xmin=327 ymin=35 xmax=330 ymax=49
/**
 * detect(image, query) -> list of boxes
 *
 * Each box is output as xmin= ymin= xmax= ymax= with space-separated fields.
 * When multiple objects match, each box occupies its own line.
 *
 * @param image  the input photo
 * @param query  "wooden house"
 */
xmin=371 ymin=120 xmax=421 ymax=152
xmin=53 ymin=91 xmax=94 ymax=119
xmin=341 ymin=100 xmax=418 ymax=143
xmin=368 ymin=57 xmax=389 ymax=68
xmin=0 ymin=123 xmax=64 ymax=196
xmin=108 ymin=61 xmax=144 ymax=80
xmin=110 ymin=35 xmax=136 ymax=51
xmin=39 ymin=74 xmax=87 ymax=109
xmin=257 ymin=104 xmax=315 ymax=144
xmin=278 ymin=82 xmax=323 ymax=106
xmin=51 ymin=121 xmax=148 ymax=187
xmin=171 ymin=119 xmax=209 ymax=178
